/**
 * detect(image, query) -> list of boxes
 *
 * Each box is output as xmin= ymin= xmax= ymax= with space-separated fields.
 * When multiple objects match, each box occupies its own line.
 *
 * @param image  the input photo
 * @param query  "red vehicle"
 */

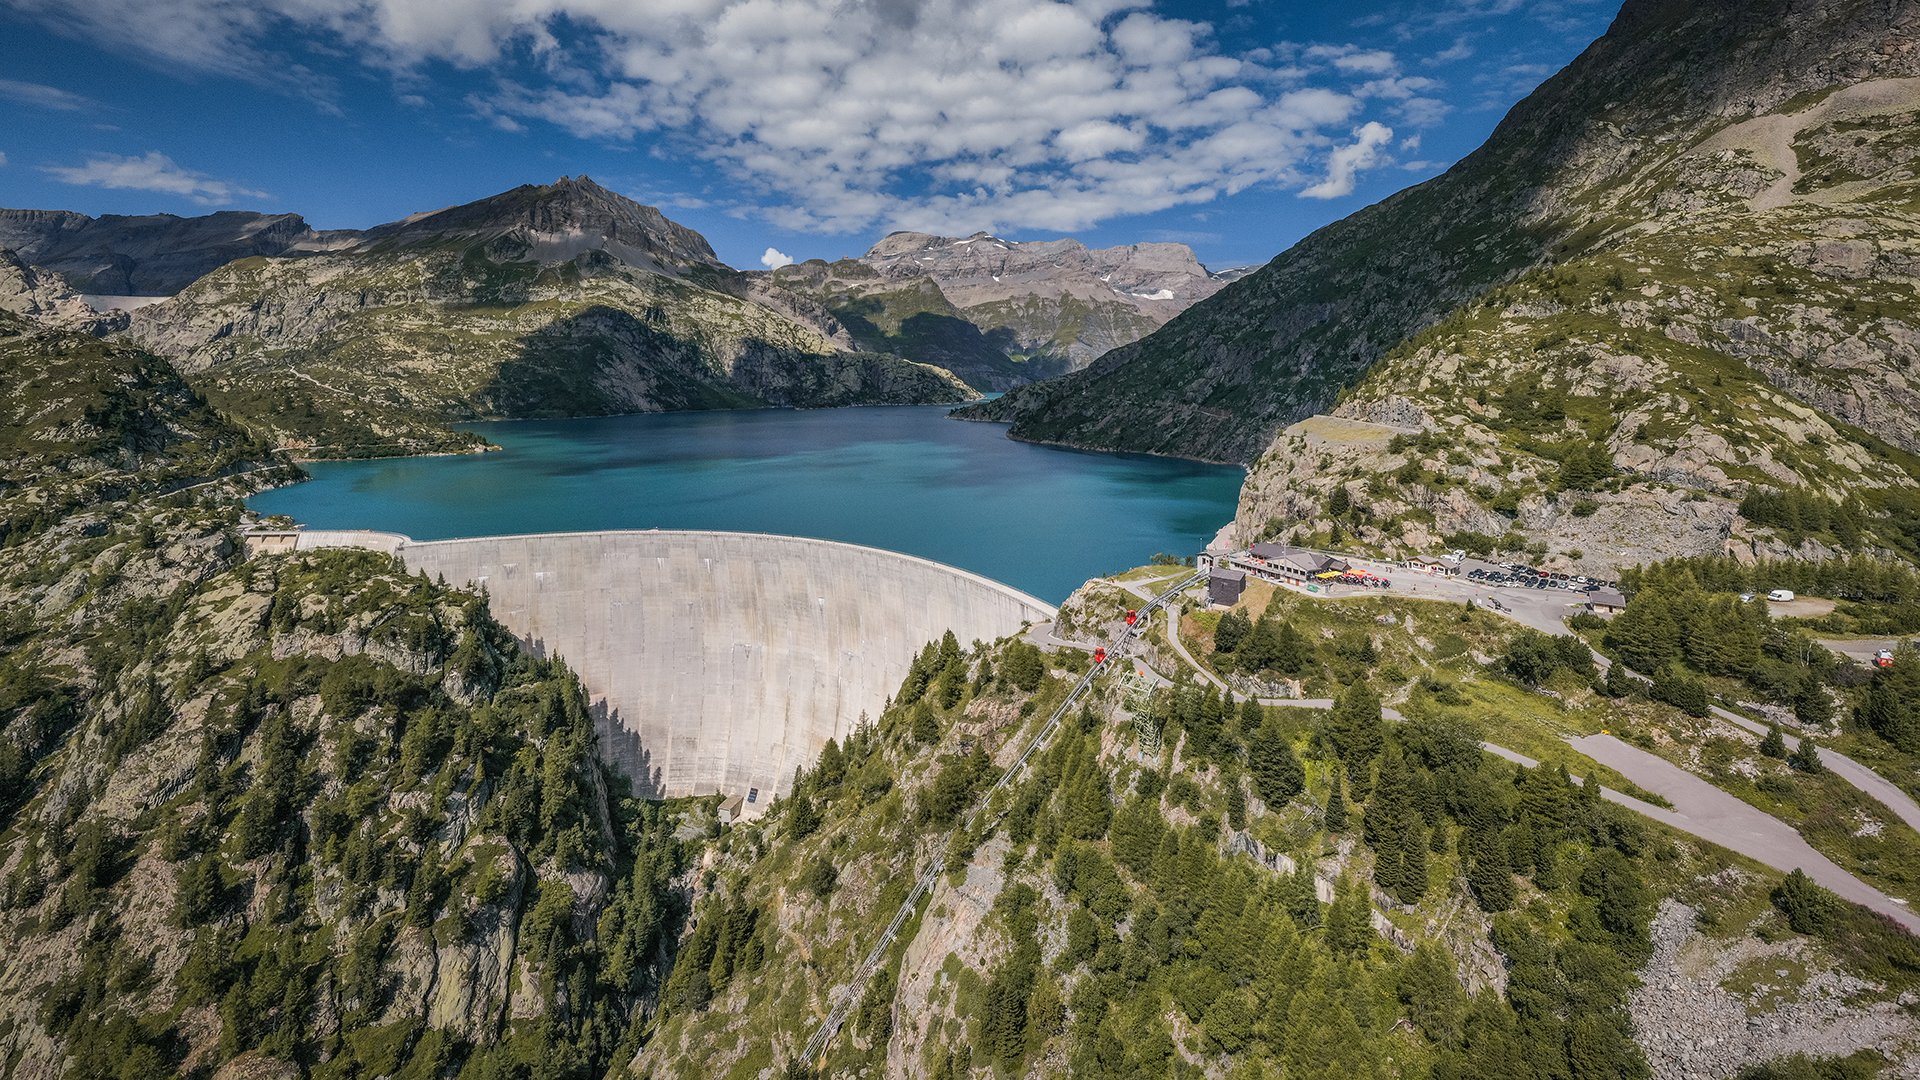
xmin=1093 ymin=648 xmax=1108 ymax=665
xmin=1876 ymin=649 xmax=1896 ymax=669
xmin=1126 ymin=609 xmax=1138 ymax=625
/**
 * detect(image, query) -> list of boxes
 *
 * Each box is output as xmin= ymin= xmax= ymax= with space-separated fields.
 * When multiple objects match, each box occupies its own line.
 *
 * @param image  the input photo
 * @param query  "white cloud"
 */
xmin=1299 ymin=121 xmax=1394 ymax=199
xmin=42 ymin=151 xmax=267 ymax=205
xmin=1302 ymin=44 xmax=1400 ymax=75
xmin=0 ymin=78 xmax=94 ymax=111
xmin=760 ymin=246 xmax=794 ymax=270
xmin=15 ymin=0 xmax=1429 ymax=233
xmin=0 ymin=152 xmax=8 ymax=166
xmin=1427 ymin=36 xmax=1476 ymax=64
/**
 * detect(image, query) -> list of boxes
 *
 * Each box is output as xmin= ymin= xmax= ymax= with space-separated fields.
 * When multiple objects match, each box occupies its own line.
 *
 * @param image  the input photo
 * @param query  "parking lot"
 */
xmin=1254 ymin=553 xmax=1594 ymax=636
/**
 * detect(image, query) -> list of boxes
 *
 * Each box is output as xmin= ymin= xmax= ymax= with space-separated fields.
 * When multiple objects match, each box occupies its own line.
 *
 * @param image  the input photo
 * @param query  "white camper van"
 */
xmin=1767 ymin=589 xmax=1796 ymax=602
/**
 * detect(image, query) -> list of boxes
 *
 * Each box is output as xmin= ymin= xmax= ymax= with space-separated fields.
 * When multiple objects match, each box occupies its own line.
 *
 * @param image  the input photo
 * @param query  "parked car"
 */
xmin=1767 ymin=589 xmax=1796 ymax=602
xmin=1738 ymin=593 xmax=1755 ymax=602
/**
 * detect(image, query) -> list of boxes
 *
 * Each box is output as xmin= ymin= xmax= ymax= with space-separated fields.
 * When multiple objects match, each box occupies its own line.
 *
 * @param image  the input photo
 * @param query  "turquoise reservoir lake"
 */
xmin=248 ymin=405 xmax=1243 ymax=603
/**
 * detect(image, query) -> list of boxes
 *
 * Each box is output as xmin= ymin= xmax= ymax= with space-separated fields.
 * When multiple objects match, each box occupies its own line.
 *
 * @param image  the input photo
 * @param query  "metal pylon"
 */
xmin=1119 ymin=666 xmax=1160 ymax=757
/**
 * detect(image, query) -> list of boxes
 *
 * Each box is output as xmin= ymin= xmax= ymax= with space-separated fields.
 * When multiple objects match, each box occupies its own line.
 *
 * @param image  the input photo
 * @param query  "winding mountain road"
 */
xmin=1126 ymin=576 xmax=1920 ymax=932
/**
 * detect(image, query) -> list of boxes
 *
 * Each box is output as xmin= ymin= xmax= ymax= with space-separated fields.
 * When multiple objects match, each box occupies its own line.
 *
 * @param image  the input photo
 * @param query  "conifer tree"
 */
xmin=1324 ymin=777 xmax=1349 ymax=833
xmin=1248 ymin=715 xmax=1306 ymax=807
xmin=1274 ymin=621 xmax=1314 ymax=675
xmin=1324 ymin=681 xmax=1384 ymax=775
xmin=1214 ymin=609 xmax=1252 ymax=654
xmin=1792 ymin=671 xmax=1833 ymax=729
xmin=1788 ymin=739 xmax=1824 ymax=775
xmin=1324 ymin=878 xmax=1373 ymax=957
xmin=1464 ymin=828 xmax=1516 ymax=912
xmin=1758 ymin=724 xmax=1787 ymax=759
xmin=1772 ymin=868 xmax=1836 ymax=934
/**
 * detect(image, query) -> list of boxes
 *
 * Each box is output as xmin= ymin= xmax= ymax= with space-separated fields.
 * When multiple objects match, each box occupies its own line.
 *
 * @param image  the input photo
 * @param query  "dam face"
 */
xmin=294 ymin=530 xmax=1054 ymax=811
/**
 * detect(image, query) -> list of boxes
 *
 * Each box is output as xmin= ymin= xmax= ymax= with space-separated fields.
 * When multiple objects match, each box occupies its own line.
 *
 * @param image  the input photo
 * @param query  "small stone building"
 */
xmin=1209 ymin=567 xmax=1246 ymax=606
xmin=1587 ymin=587 xmax=1628 ymax=615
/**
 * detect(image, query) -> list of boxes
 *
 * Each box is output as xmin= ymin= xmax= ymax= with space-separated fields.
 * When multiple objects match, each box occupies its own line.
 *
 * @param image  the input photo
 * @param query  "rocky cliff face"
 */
xmin=0 ymin=207 xmax=347 ymax=296
xmin=765 ymin=231 xmax=1230 ymax=390
xmin=0 ymin=249 xmax=122 ymax=334
xmin=117 ymin=178 xmax=972 ymax=456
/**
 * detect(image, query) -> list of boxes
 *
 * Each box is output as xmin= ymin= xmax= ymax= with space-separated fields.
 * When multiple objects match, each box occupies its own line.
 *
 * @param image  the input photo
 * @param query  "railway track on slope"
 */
xmin=795 ymin=569 xmax=1202 ymax=1070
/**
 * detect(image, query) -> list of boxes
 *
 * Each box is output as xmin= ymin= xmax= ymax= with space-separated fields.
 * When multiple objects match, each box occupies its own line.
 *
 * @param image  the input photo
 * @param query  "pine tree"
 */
xmin=786 ymin=788 xmax=820 ymax=839
xmin=1788 ymin=739 xmax=1824 ymax=774
xmin=1772 ymin=868 xmax=1836 ymax=934
xmin=1324 ymin=878 xmax=1373 ymax=957
xmin=1239 ymin=613 xmax=1280 ymax=672
xmin=1214 ymin=609 xmax=1252 ymax=654
xmin=1464 ymin=828 xmax=1515 ymax=912
xmin=1248 ymin=716 xmax=1306 ymax=807
xmin=1792 ymin=673 xmax=1833 ymax=729
xmin=1758 ymin=724 xmax=1787 ymax=759
xmin=1324 ymin=778 xmax=1349 ymax=833
xmin=1397 ymin=941 xmax=1465 ymax=1043
xmin=1282 ymin=957 xmax=1382 ymax=1079
xmin=1225 ymin=776 xmax=1248 ymax=831
xmin=1366 ymin=751 xmax=1428 ymax=903
xmin=1274 ymin=620 xmax=1313 ymax=675
xmin=1325 ymin=681 xmax=1384 ymax=774
xmin=910 ymin=701 xmax=939 ymax=745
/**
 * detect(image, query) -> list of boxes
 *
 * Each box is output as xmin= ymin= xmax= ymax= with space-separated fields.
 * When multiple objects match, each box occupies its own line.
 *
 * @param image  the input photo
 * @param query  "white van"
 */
xmin=1767 ymin=589 xmax=1796 ymax=602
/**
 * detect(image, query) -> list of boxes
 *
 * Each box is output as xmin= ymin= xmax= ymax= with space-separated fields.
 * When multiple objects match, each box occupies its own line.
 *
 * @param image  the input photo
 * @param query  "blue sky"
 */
xmin=0 ymin=0 xmax=1616 ymax=272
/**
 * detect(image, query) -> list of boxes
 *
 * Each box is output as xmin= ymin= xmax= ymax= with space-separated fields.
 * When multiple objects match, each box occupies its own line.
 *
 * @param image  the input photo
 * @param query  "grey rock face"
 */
xmin=0 ymin=248 xmax=122 ymax=333
xmin=0 ymin=207 xmax=343 ymax=295
xmin=855 ymin=230 xmax=1229 ymax=365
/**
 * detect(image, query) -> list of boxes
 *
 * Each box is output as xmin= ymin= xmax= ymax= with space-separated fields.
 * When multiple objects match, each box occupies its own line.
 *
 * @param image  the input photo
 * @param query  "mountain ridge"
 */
xmin=960 ymin=0 xmax=1920 ymax=572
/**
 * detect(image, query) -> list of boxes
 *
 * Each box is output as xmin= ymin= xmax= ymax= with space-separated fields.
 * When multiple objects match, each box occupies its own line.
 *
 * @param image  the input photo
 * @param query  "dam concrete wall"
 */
xmin=294 ymin=529 xmax=1054 ymax=811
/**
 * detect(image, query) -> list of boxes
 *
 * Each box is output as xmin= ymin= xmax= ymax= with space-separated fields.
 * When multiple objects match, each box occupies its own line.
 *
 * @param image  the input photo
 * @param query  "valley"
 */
xmin=3 ymin=0 xmax=1920 ymax=1077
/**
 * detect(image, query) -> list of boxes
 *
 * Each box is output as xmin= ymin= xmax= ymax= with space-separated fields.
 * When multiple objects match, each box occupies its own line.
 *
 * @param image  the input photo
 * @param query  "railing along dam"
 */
xmin=288 ymin=530 xmax=1056 ymax=813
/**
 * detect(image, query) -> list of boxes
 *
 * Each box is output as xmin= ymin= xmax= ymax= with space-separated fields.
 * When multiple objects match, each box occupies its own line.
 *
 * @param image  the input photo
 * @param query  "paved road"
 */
xmin=1250 ymin=554 xmax=1585 ymax=635
xmin=1151 ymin=583 xmax=1920 ymax=932
xmin=1569 ymin=733 xmax=1920 ymax=933
xmin=1819 ymin=638 xmax=1907 ymax=664
xmin=1704 ymin=701 xmax=1920 ymax=837
xmin=1590 ymin=652 xmax=1920 ymax=838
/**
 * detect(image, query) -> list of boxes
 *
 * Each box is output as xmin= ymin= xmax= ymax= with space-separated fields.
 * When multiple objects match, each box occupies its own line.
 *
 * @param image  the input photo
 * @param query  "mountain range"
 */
xmin=0 ymin=182 xmax=1236 ymax=454
xmin=5 ymin=0 xmax=1920 ymax=1077
xmin=765 ymin=230 xmax=1243 ymax=390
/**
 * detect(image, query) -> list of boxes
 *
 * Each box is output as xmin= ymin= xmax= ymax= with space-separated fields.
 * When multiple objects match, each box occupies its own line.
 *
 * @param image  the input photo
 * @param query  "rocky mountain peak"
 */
xmin=857 ymin=228 xmax=1220 ymax=307
xmin=359 ymin=175 xmax=722 ymax=271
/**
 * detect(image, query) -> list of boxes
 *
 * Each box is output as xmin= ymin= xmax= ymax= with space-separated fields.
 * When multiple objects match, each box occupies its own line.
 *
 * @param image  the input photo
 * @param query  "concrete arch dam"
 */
xmin=293 ymin=530 xmax=1055 ymax=810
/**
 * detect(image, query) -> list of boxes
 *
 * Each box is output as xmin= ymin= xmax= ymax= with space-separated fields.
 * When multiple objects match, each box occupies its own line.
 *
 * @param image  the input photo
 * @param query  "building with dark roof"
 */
xmin=1587 ymin=587 xmax=1628 ymax=614
xmin=1239 ymin=543 xmax=1349 ymax=583
xmin=1209 ymin=567 xmax=1246 ymax=606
